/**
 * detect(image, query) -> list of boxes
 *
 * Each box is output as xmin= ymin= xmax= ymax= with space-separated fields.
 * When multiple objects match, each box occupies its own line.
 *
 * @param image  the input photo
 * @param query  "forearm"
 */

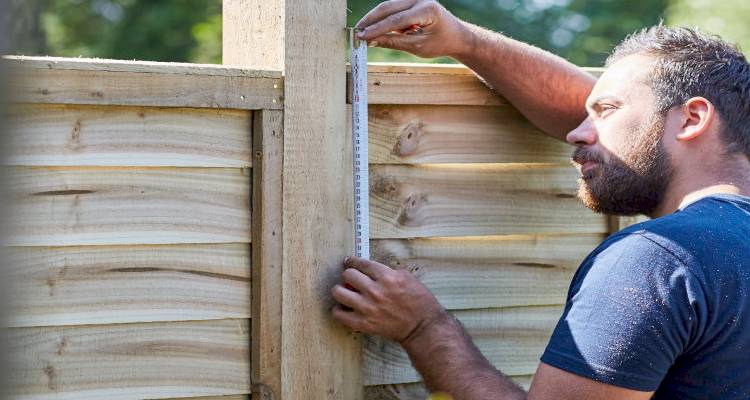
xmin=453 ymin=22 xmax=595 ymax=141
xmin=401 ymin=311 xmax=526 ymax=400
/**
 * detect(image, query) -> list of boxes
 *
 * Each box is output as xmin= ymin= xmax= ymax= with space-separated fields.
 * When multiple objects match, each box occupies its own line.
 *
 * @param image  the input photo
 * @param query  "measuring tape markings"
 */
xmin=351 ymin=30 xmax=370 ymax=260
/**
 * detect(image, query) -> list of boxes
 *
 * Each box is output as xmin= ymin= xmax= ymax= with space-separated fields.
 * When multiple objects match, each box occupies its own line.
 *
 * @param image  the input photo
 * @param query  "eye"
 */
xmin=599 ymin=104 xmax=618 ymax=116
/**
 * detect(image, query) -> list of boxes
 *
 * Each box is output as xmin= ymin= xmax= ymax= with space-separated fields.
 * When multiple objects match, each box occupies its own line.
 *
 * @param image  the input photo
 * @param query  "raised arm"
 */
xmin=355 ymin=0 xmax=596 ymax=140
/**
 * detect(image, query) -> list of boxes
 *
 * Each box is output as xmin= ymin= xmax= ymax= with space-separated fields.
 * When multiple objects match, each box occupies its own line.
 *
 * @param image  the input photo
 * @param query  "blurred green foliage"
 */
xmin=6 ymin=0 xmax=748 ymax=66
xmin=15 ymin=0 xmax=221 ymax=63
xmin=666 ymin=0 xmax=750 ymax=54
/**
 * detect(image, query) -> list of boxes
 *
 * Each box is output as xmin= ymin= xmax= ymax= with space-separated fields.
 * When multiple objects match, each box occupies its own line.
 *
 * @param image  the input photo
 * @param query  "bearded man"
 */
xmin=330 ymin=1 xmax=750 ymax=399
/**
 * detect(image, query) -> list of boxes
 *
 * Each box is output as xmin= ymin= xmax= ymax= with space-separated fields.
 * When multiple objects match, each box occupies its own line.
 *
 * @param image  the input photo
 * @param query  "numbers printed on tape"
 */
xmin=351 ymin=29 xmax=370 ymax=259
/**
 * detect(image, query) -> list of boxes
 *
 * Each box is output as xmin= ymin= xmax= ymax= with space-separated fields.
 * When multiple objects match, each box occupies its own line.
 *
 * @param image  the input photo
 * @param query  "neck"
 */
xmin=650 ymin=157 xmax=750 ymax=218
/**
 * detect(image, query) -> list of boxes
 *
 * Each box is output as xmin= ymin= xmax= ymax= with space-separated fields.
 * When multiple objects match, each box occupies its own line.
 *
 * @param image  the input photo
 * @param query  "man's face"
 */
xmin=567 ymin=54 xmax=674 ymax=216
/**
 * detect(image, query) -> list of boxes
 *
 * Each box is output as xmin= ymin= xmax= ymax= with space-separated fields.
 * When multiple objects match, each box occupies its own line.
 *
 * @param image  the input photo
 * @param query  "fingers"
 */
xmin=356 ymin=0 xmax=419 ymax=31
xmin=344 ymin=256 xmax=391 ymax=280
xmin=331 ymin=304 xmax=366 ymax=331
xmin=342 ymin=267 xmax=373 ymax=293
xmin=368 ymin=32 xmax=420 ymax=53
xmin=359 ymin=6 xmax=428 ymax=41
xmin=331 ymin=284 xmax=366 ymax=310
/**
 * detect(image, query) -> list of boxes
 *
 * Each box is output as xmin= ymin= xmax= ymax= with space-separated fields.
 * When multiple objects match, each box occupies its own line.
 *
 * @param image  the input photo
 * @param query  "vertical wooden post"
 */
xmin=251 ymin=110 xmax=284 ymax=400
xmin=224 ymin=1 xmax=362 ymax=400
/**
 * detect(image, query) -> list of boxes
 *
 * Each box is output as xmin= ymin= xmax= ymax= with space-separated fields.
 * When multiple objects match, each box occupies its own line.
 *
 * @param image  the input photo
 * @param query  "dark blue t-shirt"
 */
xmin=541 ymin=194 xmax=750 ymax=399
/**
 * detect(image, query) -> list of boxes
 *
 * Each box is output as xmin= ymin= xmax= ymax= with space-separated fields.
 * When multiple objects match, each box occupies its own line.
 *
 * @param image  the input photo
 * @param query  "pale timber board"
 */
xmin=370 ymin=234 xmax=603 ymax=310
xmin=4 ymin=104 xmax=252 ymax=167
xmin=363 ymin=63 xmax=604 ymax=77
xmin=3 ymin=167 xmax=251 ymax=246
xmin=369 ymin=164 xmax=609 ymax=238
xmin=347 ymin=64 xmax=603 ymax=106
xmin=352 ymin=71 xmax=503 ymax=106
xmin=159 ymin=396 xmax=249 ymax=400
xmin=3 ymin=56 xmax=280 ymax=78
xmin=4 ymin=319 xmax=250 ymax=400
xmin=5 ymin=56 xmax=282 ymax=110
xmin=222 ymin=1 xmax=284 ymax=71
xmin=280 ymin=0 xmax=363 ymax=398
xmin=364 ymin=376 xmax=533 ymax=400
xmin=250 ymin=110 xmax=283 ymax=397
xmin=365 ymin=104 xmax=570 ymax=164
xmin=3 ymin=243 xmax=250 ymax=328
xmin=364 ymin=306 xmax=561 ymax=386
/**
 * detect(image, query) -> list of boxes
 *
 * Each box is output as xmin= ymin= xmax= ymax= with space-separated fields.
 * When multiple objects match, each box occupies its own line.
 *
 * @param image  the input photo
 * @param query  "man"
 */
xmin=331 ymin=1 xmax=750 ymax=399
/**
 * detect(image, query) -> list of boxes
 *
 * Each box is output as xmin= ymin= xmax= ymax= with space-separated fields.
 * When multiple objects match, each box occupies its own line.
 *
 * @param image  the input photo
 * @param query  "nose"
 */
xmin=566 ymin=117 xmax=597 ymax=146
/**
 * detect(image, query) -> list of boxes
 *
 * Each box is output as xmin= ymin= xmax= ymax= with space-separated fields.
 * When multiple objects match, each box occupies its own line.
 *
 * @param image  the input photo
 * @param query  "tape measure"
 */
xmin=350 ymin=29 xmax=370 ymax=259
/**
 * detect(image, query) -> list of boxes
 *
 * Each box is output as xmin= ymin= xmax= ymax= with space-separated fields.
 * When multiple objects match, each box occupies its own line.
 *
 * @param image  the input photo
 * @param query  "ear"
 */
xmin=676 ymin=97 xmax=715 ymax=141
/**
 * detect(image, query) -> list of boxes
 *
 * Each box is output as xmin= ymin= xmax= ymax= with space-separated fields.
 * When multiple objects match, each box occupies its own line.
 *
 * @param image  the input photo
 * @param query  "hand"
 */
xmin=355 ymin=0 xmax=473 ymax=59
xmin=331 ymin=256 xmax=447 ymax=344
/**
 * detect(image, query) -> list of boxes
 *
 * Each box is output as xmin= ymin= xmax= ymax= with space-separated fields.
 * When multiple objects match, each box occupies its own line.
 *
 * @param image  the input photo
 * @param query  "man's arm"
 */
xmin=331 ymin=257 xmax=654 ymax=400
xmin=356 ymin=0 xmax=595 ymax=140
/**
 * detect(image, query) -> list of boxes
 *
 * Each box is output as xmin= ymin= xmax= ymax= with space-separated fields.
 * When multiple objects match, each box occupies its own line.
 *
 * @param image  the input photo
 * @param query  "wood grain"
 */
xmin=364 ymin=376 xmax=534 ymax=400
xmin=347 ymin=64 xmax=602 ymax=106
xmin=280 ymin=0 xmax=363 ymax=398
xmin=363 ymin=306 xmax=561 ymax=386
xmin=369 ymin=164 xmax=609 ymax=238
xmin=4 ymin=104 xmax=252 ymax=167
xmin=160 ymin=396 xmax=249 ymax=400
xmin=250 ymin=110 xmax=284 ymax=399
xmin=6 ymin=56 xmax=282 ymax=110
xmin=354 ymin=71 xmax=503 ymax=106
xmin=4 ymin=167 xmax=251 ymax=246
xmin=3 ymin=243 xmax=250 ymax=327
xmin=365 ymin=104 xmax=570 ymax=164
xmin=223 ymin=1 xmax=284 ymax=71
xmin=4 ymin=56 xmax=280 ymax=77
xmin=371 ymin=234 xmax=602 ymax=310
xmin=4 ymin=319 xmax=250 ymax=400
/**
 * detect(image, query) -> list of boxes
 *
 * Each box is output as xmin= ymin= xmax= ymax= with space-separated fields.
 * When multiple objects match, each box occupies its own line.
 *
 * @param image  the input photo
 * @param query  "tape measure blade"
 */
xmin=351 ymin=34 xmax=370 ymax=259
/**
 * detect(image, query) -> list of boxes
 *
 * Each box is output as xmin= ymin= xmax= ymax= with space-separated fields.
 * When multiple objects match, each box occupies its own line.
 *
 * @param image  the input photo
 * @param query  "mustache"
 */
xmin=571 ymin=148 xmax=605 ymax=165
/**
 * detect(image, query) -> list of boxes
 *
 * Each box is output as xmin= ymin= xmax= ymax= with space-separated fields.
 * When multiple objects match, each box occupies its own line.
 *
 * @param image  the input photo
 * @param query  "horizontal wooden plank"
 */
xmin=3 ymin=167 xmax=251 ymax=246
xmin=364 ymin=62 xmax=604 ymax=77
xmin=352 ymin=70 xmax=502 ymax=106
xmin=4 ymin=104 xmax=252 ymax=167
xmin=347 ymin=64 xmax=603 ymax=106
xmin=364 ymin=306 xmax=560 ymax=386
xmin=366 ymin=105 xmax=570 ymax=164
xmin=371 ymin=234 xmax=602 ymax=310
xmin=4 ymin=319 xmax=250 ymax=400
xmin=3 ymin=243 xmax=250 ymax=327
xmin=364 ymin=376 xmax=533 ymax=400
xmin=158 ymin=396 xmax=249 ymax=400
xmin=6 ymin=56 xmax=282 ymax=110
xmin=5 ymin=56 xmax=280 ymax=78
xmin=369 ymin=164 xmax=609 ymax=238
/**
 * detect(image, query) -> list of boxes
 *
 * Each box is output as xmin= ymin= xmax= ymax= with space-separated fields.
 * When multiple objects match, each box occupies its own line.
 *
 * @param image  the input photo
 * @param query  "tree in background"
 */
xmin=347 ymin=0 xmax=668 ymax=65
xmin=12 ymin=0 xmax=221 ymax=63
xmin=667 ymin=0 xmax=750 ymax=53
xmin=5 ymin=0 xmax=746 ymax=66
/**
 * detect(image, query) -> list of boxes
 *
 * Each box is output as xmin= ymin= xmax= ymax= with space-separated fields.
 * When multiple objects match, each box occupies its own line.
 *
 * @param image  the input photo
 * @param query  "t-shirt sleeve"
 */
xmin=540 ymin=233 xmax=705 ymax=391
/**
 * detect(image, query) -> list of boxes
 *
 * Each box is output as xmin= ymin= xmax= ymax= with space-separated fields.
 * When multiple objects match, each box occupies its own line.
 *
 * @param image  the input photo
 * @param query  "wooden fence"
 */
xmin=2 ymin=56 xmax=278 ymax=400
xmin=1 ymin=2 xmax=647 ymax=399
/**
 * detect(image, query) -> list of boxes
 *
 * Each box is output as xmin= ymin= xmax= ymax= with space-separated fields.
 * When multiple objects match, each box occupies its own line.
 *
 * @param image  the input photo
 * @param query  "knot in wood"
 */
xmin=393 ymin=120 xmax=424 ymax=157
xmin=370 ymin=173 xmax=399 ymax=199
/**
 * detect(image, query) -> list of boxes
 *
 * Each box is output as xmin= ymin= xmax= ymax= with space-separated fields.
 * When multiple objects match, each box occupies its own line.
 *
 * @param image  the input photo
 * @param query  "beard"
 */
xmin=572 ymin=112 xmax=673 ymax=216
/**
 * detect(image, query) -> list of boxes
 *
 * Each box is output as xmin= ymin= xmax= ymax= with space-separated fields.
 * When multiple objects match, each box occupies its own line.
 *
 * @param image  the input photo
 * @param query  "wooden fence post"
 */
xmin=223 ymin=1 xmax=362 ymax=400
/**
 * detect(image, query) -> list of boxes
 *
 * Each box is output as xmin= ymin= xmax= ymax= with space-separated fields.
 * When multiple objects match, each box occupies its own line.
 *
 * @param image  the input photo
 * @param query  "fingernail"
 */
xmin=344 ymin=256 xmax=351 ymax=263
xmin=368 ymin=41 xmax=378 ymax=48
xmin=356 ymin=28 xmax=366 ymax=39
